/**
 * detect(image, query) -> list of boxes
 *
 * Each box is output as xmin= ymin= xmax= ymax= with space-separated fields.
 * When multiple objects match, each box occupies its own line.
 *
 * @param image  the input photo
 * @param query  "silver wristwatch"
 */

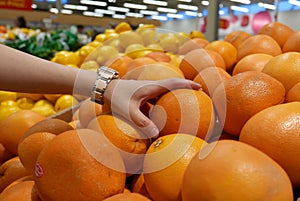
xmin=90 ymin=66 xmax=119 ymax=105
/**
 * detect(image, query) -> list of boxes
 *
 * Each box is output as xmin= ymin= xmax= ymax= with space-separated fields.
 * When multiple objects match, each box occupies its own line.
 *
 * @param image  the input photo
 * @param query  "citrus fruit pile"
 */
xmin=0 ymin=91 xmax=79 ymax=123
xmin=0 ymin=21 xmax=300 ymax=201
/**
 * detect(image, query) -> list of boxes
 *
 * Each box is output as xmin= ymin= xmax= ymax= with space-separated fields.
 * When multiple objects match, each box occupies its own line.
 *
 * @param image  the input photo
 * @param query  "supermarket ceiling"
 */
xmin=32 ymin=0 xmax=300 ymax=21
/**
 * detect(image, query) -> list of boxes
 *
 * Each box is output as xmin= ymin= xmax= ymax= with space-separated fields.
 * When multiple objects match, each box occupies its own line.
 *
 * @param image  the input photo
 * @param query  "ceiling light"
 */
xmin=83 ymin=11 xmax=103 ymax=17
xmin=143 ymin=0 xmax=167 ymax=6
xmin=178 ymin=0 xmax=192 ymax=2
xmin=201 ymin=1 xmax=209 ymax=6
xmin=124 ymin=3 xmax=147 ymax=9
xmin=94 ymin=8 xmax=115 ymax=15
xmin=61 ymin=9 xmax=73 ymax=14
xmin=50 ymin=8 xmax=58 ymax=14
xmin=230 ymin=0 xmax=251 ymax=4
xmin=140 ymin=10 xmax=159 ymax=15
xmin=126 ymin=12 xmax=144 ymax=18
xmin=80 ymin=0 xmax=107 ymax=7
xmin=289 ymin=0 xmax=300 ymax=6
xmin=184 ymin=11 xmax=198 ymax=16
xmin=157 ymin=7 xmax=177 ymax=13
xmin=151 ymin=15 xmax=168 ymax=21
xmin=112 ymin=14 xmax=126 ymax=19
xmin=258 ymin=2 xmax=276 ymax=10
xmin=167 ymin=13 xmax=184 ymax=19
xmin=63 ymin=4 xmax=88 ymax=10
xmin=108 ymin=6 xmax=129 ymax=12
xmin=230 ymin=5 xmax=249 ymax=12
xmin=177 ymin=4 xmax=198 ymax=11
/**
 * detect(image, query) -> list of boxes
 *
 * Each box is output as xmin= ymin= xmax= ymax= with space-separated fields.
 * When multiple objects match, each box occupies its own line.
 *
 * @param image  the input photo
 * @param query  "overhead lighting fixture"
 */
xmin=230 ymin=5 xmax=249 ymax=12
xmin=83 ymin=11 xmax=103 ymax=17
xmin=184 ymin=11 xmax=198 ymax=16
xmin=112 ymin=14 xmax=126 ymax=19
xmin=157 ymin=7 xmax=177 ymax=13
xmin=230 ymin=0 xmax=251 ymax=4
xmin=61 ymin=9 xmax=73 ymax=14
xmin=178 ymin=0 xmax=192 ymax=2
xmin=289 ymin=0 xmax=300 ymax=6
xmin=177 ymin=4 xmax=198 ymax=11
xmin=80 ymin=0 xmax=107 ymax=7
xmin=124 ymin=3 xmax=147 ymax=9
xmin=140 ymin=10 xmax=159 ymax=15
xmin=201 ymin=1 xmax=209 ymax=6
xmin=50 ymin=8 xmax=58 ymax=14
xmin=94 ymin=8 xmax=115 ymax=15
xmin=143 ymin=0 xmax=167 ymax=6
xmin=151 ymin=15 xmax=168 ymax=21
xmin=108 ymin=6 xmax=130 ymax=12
xmin=258 ymin=2 xmax=276 ymax=10
xmin=63 ymin=4 xmax=88 ymax=10
xmin=126 ymin=12 xmax=144 ymax=18
xmin=167 ymin=13 xmax=184 ymax=19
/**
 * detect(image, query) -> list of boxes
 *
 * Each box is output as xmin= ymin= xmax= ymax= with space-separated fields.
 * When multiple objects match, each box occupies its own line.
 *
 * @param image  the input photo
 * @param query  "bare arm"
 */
xmin=0 ymin=44 xmax=97 ymax=96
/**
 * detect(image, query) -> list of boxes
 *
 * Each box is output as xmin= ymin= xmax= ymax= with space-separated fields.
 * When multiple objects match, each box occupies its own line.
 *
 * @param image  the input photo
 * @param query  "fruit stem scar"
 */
xmin=153 ymin=138 xmax=163 ymax=148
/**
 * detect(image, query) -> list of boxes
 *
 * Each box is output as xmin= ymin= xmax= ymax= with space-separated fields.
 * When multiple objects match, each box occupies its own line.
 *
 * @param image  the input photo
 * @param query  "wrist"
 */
xmin=90 ymin=66 xmax=119 ymax=105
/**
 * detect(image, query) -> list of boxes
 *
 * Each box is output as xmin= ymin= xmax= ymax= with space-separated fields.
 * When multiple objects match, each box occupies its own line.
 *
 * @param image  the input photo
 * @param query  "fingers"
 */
xmin=159 ymin=78 xmax=202 ymax=91
xmin=129 ymin=103 xmax=159 ymax=139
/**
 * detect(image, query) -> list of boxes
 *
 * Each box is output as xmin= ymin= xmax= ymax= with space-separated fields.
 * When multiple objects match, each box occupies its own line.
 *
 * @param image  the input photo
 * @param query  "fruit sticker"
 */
xmin=35 ymin=162 xmax=44 ymax=177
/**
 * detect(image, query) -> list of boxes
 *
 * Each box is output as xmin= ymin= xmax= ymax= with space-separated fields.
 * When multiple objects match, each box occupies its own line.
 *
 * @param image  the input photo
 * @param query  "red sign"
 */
xmin=0 ymin=0 xmax=32 ymax=10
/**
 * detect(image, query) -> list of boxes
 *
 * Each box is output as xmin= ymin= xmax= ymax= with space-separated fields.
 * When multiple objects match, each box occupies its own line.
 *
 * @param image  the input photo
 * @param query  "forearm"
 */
xmin=0 ymin=44 xmax=97 ymax=96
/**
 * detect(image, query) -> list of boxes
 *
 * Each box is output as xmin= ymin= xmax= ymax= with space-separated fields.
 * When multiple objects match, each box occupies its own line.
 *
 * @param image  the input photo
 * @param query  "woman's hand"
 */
xmin=104 ymin=78 xmax=202 ymax=138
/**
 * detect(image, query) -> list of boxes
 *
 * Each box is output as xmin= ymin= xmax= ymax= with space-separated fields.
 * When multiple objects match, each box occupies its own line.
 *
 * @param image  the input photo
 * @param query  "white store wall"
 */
xmin=159 ymin=10 xmax=300 ymax=39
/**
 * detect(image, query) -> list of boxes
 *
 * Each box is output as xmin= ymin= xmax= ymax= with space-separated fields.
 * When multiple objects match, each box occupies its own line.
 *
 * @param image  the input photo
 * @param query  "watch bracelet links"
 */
xmin=90 ymin=66 xmax=119 ymax=105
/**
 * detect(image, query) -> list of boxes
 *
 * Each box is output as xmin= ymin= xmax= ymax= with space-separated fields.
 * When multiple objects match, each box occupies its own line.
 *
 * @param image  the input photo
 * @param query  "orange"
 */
xmin=285 ymin=81 xmax=300 ymax=102
xmin=103 ymin=193 xmax=151 ymax=201
xmin=35 ymin=129 xmax=126 ymax=201
xmin=87 ymin=114 xmax=150 ymax=174
xmin=0 ymin=143 xmax=14 ymax=164
xmin=237 ymin=34 xmax=282 ymax=61
xmin=282 ymin=30 xmax=300 ymax=53
xmin=179 ymin=48 xmax=226 ymax=80
xmin=212 ymin=71 xmax=286 ymax=136
xmin=224 ymin=30 xmax=252 ymax=49
xmin=149 ymin=88 xmax=216 ymax=140
xmin=126 ymin=57 xmax=157 ymax=73
xmin=2 ymin=175 xmax=35 ymax=192
xmin=78 ymin=98 xmax=103 ymax=128
xmin=143 ymin=134 xmax=206 ymax=201
xmin=0 ymin=157 xmax=31 ymax=193
xmin=258 ymin=22 xmax=295 ymax=48
xmin=232 ymin=53 xmax=273 ymax=76
xmin=193 ymin=66 xmax=231 ymax=96
xmin=130 ymin=174 xmax=151 ymax=199
xmin=178 ymin=38 xmax=210 ymax=55
xmin=239 ymin=102 xmax=300 ymax=187
xmin=181 ymin=140 xmax=293 ymax=201
xmin=262 ymin=52 xmax=300 ymax=92
xmin=0 ymin=180 xmax=40 ymax=201
xmin=106 ymin=55 xmax=133 ymax=78
xmin=0 ymin=110 xmax=45 ymax=155
xmin=145 ymin=51 xmax=171 ymax=62
xmin=17 ymin=93 xmax=43 ymax=101
xmin=19 ymin=118 xmax=74 ymax=143
xmin=123 ymin=62 xmax=184 ymax=81
xmin=18 ymin=132 xmax=56 ymax=174
xmin=43 ymin=94 xmax=61 ymax=103
xmin=205 ymin=40 xmax=238 ymax=72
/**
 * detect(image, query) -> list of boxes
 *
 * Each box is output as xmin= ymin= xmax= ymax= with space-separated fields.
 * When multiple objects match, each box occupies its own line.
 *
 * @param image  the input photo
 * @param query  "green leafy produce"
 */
xmin=5 ymin=29 xmax=81 ymax=60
